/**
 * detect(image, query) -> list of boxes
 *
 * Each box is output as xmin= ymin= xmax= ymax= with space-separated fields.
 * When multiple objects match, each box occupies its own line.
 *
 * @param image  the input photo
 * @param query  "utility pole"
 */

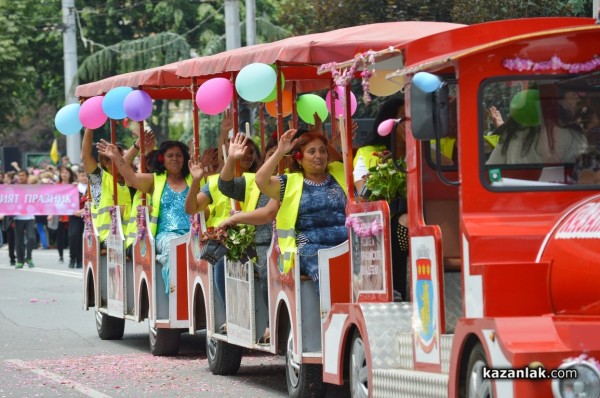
xmin=224 ymin=0 xmax=241 ymax=50
xmin=62 ymin=0 xmax=81 ymax=164
xmin=245 ymin=0 xmax=256 ymax=46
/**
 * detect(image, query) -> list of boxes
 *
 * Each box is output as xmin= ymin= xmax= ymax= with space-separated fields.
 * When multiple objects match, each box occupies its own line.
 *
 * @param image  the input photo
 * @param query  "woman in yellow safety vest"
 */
xmin=255 ymin=129 xmax=347 ymax=295
xmin=82 ymin=128 xmax=148 ymax=246
xmin=216 ymin=135 xmax=279 ymax=341
xmin=97 ymin=140 xmax=192 ymax=294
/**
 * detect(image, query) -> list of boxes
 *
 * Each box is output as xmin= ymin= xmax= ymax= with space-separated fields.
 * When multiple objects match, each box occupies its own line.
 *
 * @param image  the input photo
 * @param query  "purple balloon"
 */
xmin=79 ymin=96 xmax=108 ymax=129
xmin=124 ymin=90 xmax=153 ymax=121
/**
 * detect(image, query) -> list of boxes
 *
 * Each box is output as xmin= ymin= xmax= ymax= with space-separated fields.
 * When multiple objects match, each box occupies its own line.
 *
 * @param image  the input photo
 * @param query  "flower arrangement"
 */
xmin=364 ymin=153 xmax=407 ymax=203
xmin=200 ymin=225 xmax=257 ymax=264
xmin=225 ymin=224 xmax=257 ymax=264
xmin=503 ymin=55 xmax=600 ymax=74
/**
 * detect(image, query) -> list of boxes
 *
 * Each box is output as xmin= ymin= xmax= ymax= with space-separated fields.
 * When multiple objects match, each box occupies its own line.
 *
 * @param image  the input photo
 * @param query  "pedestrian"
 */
xmin=68 ymin=170 xmax=88 ymax=268
xmin=1 ymin=215 xmax=16 ymax=265
xmin=14 ymin=170 xmax=36 ymax=268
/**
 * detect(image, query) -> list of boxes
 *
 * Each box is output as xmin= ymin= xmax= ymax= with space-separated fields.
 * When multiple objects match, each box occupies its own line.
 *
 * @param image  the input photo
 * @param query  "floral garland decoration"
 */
xmin=190 ymin=213 xmax=201 ymax=235
xmin=136 ymin=205 xmax=146 ymax=241
xmin=503 ymin=55 xmax=600 ymax=73
xmin=562 ymin=354 xmax=600 ymax=373
xmin=319 ymin=48 xmax=388 ymax=104
xmin=345 ymin=216 xmax=383 ymax=237
xmin=83 ymin=204 xmax=92 ymax=237
xmin=109 ymin=207 xmax=117 ymax=234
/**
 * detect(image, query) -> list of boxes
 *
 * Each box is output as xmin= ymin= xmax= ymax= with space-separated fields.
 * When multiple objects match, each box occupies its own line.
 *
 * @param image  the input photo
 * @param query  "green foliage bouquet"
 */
xmin=364 ymin=156 xmax=407 ymax=203
xmin=225 ymin=224 xmax=257 ymax=264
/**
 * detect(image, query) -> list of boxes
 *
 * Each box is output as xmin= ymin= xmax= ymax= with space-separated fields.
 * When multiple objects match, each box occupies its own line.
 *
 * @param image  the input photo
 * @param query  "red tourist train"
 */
xmin=79 ymin=17 xmax=600 ymax=397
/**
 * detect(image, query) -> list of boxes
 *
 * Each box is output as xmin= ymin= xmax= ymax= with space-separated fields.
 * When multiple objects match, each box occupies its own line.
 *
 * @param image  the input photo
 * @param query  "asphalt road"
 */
xmin=0 ymin=245 xmax=300 ymax=398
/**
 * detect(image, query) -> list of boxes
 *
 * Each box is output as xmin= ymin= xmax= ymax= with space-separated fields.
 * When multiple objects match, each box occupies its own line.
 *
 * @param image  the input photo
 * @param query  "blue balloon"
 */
xmin=235 ymin=63 xmax=277 ymax=102
xmin=55 ymin=103 xmax=83 ymax=135
xmin=102 ymin=86 xmax=133 ymax=119
xmin=412 ymin=72 xmax=442 ymax=93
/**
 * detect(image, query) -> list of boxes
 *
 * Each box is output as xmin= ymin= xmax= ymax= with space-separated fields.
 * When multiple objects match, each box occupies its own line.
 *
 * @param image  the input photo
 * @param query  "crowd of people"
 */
xmin=0 ymin=157 xmax=87 ymax=269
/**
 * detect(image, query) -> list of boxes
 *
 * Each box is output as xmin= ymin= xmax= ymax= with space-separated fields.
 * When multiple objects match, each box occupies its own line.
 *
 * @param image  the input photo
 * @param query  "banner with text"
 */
xmin=0 ymin=184 xmax=79 ymax=215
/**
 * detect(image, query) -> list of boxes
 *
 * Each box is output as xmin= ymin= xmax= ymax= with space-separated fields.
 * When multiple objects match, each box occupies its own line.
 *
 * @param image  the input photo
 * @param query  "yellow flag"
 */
xmin=50 ymin=138 xmax=60 ymax=164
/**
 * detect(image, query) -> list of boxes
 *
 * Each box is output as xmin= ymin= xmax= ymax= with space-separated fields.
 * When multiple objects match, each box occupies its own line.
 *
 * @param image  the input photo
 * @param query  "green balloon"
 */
xmin=510 ymin=89 xmax=541 ymax=127
xmin=260 ymin=67 xmax=286 ymax=102
xmin=297 ymin=94 xmax=329 ymax=124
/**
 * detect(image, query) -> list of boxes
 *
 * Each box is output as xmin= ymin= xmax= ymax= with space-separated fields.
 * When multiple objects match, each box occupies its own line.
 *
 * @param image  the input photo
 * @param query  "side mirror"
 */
xmin=410 ymin=77 xmax=449 ymax=141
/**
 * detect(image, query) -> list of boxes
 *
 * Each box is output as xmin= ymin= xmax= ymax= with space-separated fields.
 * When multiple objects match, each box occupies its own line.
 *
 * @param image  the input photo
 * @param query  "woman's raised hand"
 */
xmin=188 ymin=155 xmax=205 ymax=181
xmin=96 ymin=139 xmax=120 ymax=159
xmin=143 ymin=131 xmax=156 ymax=153
xmin=228 ymin=133 xmax=248 ymax=161
xmin=221 ymin=108 xmax=234 ymax=133
xmin=276 ymin=129 xmax=298 ymax=156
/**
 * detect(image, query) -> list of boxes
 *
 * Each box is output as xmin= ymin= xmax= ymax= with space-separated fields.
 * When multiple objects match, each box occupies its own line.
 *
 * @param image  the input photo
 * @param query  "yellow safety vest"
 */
xmin=354 ymin=145 xmax=386 ymax=171
xmin=149 ymin=173 xmax=193 ymax=236
xmin=125 ymin=190 xmax=149 ymax=248
xmin=276 ymin=161 xmax=347 ymax=273
xmin=207 ymin=174 xmax=234 ymax=228
xmin=91 ymin=170 xmax=133 ymax=242
xmin=429 ymin=137 xmax=457 ymax=160
xmin=240 ymin=173 xmax=258 ymax=212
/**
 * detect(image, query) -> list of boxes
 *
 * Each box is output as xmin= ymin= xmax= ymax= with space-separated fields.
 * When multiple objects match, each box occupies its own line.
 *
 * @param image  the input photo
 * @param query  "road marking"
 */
xmin=0 ymin=265 xmax=82 ymax=279
xmin=6 ymin=359 xmax=113 ymax=398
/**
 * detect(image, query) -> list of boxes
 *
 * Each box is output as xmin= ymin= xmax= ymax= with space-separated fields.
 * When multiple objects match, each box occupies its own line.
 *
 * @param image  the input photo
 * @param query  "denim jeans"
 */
xmin=214 ymin=257 xmax=226 ymax=306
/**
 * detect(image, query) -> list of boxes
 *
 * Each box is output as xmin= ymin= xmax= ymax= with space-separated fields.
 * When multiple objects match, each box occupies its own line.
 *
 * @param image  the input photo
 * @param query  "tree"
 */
xmin=451 ymin=0 xmax=591 ymax=24
xmin=0 ymin=0 xmax=65 ymax=154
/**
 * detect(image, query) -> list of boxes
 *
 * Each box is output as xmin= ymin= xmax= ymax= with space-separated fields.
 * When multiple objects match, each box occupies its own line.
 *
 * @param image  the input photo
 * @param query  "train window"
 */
xmin=480 ymin=76 xmax=600 ymax=189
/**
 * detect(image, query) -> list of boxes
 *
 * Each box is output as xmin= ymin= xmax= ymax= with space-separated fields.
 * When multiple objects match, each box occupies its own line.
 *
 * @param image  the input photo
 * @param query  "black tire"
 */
xmin=206 ymin=335 xmax=243 ymax=375
xmin=149 ymin=325 xmax=181 ymax=356
xmin=349 ymin=331 xmax=369 ymax=398
xmin=95 ymin=310 xmax=125 ymax=340
xmin=285 ymin=329 xmax=326 ymax=398
xmin=464 ymin=343 xmax=493 ymax=398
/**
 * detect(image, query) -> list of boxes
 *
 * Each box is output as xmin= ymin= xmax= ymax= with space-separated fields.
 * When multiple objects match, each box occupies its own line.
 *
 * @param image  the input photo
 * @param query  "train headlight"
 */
xmin=552 ymin=360 xmax=600 ymax=398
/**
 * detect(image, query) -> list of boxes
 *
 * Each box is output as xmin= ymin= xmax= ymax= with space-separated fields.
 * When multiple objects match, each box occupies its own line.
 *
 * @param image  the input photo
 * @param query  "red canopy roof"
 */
xmin=75 ymin=21 xmax=463 ymax=99
xmin=175 ymin=22 xmax=463 ymax=78
xmin=75 ymin=61 xmax=192 ymax=99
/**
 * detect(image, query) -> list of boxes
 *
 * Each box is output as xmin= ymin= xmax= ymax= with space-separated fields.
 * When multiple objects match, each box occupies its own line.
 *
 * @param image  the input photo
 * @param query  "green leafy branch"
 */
xmin=364 ymin=158 xmax=407 ymax=202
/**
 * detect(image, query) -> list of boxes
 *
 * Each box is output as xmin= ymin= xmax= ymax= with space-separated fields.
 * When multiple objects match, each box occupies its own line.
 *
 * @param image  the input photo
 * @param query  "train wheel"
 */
xmin=95 ymin=310 xmax=125 ymax=340
xmin=350 ymin=331 xmax=369 ymax=398
xmin=285 ymin=329 xmax=325 ymax=398
xmin=149 ymin=325 xmax=181 ymax=356
xmin=206 ymin=335 xmax=242 ymax=375
xmin=465 ymin=343 xmax=493 ymax=398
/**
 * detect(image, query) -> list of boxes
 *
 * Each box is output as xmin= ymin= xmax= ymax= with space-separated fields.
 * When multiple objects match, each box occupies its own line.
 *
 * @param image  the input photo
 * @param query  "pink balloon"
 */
xmin=377 ymin=119 xmax=395 ymax=136
xmin=196 ymin=78 xmax=233 ymax=115
xmin=79 ymin=96 xmax=108 ymax=129
xmin=325 ymin=86 xmax=357 ymax=117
